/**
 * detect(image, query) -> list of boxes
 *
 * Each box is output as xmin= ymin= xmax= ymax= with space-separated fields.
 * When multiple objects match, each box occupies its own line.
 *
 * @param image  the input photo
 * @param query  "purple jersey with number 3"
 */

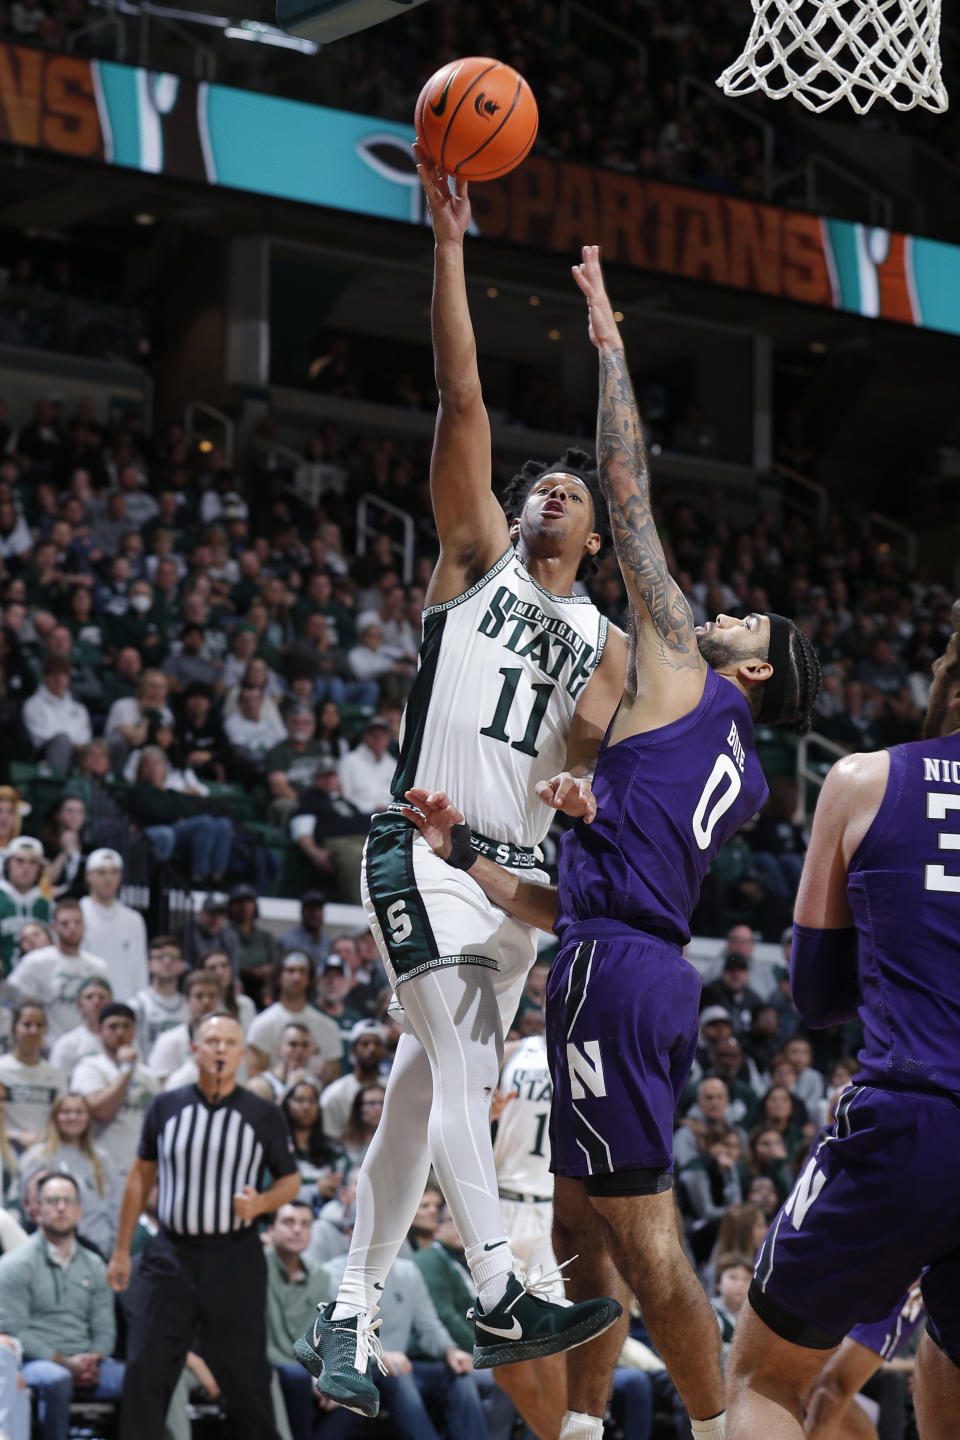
xmin=847 ymin=733 xmax=960 ymax=1096
xmin=556 ymin=665 xmax=769 ymax=946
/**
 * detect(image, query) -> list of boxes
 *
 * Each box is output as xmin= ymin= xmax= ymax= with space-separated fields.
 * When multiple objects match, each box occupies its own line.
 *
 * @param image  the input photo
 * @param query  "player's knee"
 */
xmin=594 ymin=1205 xmax=679 ymax=1281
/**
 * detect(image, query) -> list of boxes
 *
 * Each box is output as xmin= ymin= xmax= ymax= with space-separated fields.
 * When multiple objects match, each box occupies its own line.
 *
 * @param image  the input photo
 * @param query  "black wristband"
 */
xmin=446 ymin=822 xmax=478 ymax=871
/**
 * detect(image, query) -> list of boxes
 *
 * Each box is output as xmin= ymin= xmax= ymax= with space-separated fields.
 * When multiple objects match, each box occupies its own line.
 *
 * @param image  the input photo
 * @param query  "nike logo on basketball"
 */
xmin=429 ymin=67 xmax=460 ymax=116
xmin=483 ymin=1240 xmax=507 ymax=1252
xmin=476 ymin=1316 xmax=522 ymax=1340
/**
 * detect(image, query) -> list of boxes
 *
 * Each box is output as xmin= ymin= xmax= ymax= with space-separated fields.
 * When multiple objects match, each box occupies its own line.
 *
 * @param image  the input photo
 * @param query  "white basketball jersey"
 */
xmin=493 ymin=1033 xmax=553 ymax=1197
xmin=393 ymin=549 xmax=608 ymax=848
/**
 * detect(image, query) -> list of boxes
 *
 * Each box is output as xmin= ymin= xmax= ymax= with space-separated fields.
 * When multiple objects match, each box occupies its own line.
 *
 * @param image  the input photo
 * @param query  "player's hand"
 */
xmin=571 ymin=245 xmax=624 ymax=352
xmin=446 ymin=1347 xmax=473 ymax=1374
xmin=413 ymin=142 xmax=471 ymax=244
xmin=401 ymin=788 xmax=464 ymax=859
xmin=232 ymin=1185 xmax=261 ymax=1222
xmin=536 ymin=772 xmax=597 ymax=824
xmin=107 ymin=1251 xmax=131 ymax=1293
xmin=490 ymin=1087 xmax=518 ymax=1123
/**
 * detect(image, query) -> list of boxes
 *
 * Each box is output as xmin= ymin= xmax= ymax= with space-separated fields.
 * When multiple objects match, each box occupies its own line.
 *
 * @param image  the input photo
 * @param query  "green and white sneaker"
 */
xmin=470 ymin=1270 xmax=622 ymax=1369
xmin=293 ymin=1303 xmax=387 ymax=1417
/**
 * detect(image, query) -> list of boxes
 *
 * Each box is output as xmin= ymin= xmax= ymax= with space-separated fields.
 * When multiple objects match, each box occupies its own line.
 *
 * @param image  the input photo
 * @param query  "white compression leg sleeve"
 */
xmin=333 ymin=1029 xmax=434 ymax=1317
xmin=398 ymin=965 xmax=514 ymax=1283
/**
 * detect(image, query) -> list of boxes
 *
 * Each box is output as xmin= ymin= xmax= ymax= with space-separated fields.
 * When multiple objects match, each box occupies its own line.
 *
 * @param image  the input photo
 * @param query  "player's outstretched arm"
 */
xmin=402 ymin=788 xmax=559 ymax=933
xmin=415 ymin=145 xmax=508 ymax=603
xmin=573 ymin=246 xmax=704 ymax=709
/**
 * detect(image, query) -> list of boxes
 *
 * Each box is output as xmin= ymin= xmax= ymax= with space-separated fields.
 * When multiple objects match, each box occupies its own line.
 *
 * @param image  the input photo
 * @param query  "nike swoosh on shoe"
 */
xmin=476 ymin=1317 xmax=523 ymax=1340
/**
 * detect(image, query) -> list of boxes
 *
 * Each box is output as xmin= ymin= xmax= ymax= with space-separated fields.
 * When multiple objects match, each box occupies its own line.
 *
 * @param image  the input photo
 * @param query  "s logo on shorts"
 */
xmin=386 ymin=900 xmax=413 ymax=946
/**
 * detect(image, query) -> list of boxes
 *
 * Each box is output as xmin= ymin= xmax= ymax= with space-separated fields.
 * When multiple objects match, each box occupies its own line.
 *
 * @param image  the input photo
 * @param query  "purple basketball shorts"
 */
xmin=546 ymin=922 xmax=701 ymax=1179
xmin=752 ymin=1083 xmax=960 ymax=1361
xmin=848 ymin=1279 xmax=926 ymax=1360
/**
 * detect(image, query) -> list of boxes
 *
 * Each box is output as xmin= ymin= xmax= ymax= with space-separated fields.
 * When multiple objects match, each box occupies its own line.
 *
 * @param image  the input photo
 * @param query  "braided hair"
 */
xmin=499 ymin=447 xmax=611 ymax=579
xmin=772 ymin=622 xmax=822 ymax=736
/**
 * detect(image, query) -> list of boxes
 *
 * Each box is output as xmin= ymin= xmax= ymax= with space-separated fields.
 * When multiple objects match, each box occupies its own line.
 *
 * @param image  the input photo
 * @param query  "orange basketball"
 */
xmin=414 ymin=57 xmax=539 ymax=182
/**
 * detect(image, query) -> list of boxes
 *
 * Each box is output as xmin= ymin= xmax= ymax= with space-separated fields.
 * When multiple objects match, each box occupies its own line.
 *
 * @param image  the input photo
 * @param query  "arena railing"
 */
xmin=796 ymin=730 xmax=849 ymax=822
xmin=867 ymin=513 xmax=918 ymax=573
xmin=773 ymin=463 xmax=830 ymax=530
xmin=185 ymin=399 xmax=235 ymax=467
xmin=356 ymin=493 xmax=415 ymax=586
xmin=263 ymin=441 xmax=348 ymax=508
xmin=678 ymin=74 xmax=776 ymax=201
xmin=771 ymin=153 xmax=894 ymax=229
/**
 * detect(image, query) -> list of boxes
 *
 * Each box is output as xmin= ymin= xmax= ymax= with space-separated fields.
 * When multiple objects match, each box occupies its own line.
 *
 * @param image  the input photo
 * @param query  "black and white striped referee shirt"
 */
xmin=138 ymin=1085 xmax=297 ymax=1237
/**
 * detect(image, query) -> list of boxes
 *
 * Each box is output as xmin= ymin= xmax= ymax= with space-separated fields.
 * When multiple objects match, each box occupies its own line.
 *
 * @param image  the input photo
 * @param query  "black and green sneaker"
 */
xmin=293 ymin=1303 xmax=385 ymax=1417
xmin=470 ymin=1272 xmax=622 ymax=1369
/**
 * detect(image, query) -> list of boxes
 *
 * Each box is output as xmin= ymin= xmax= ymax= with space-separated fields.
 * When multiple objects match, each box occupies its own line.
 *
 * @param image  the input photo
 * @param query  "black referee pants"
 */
xmin=120 ymin=1227 xmax=282 ymax=1440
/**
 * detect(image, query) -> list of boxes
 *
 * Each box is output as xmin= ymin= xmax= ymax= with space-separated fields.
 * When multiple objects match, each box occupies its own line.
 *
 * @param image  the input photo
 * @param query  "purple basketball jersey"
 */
xmin=847 ymin=733 xmax=960 ymax=1096
xmin=556 ymin=666 xmax=768 ymax=946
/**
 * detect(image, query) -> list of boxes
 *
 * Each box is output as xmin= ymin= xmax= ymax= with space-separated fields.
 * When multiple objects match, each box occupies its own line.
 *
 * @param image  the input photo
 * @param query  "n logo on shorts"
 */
xmin=566 ymin=1041 xmax=607 ymax=1100
xmin=783 ymin=1156 xmax=826 ymax=1231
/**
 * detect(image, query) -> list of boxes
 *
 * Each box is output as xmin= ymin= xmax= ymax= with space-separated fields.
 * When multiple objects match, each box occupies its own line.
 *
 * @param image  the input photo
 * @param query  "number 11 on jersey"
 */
xmin=480 ymin=667 xmax=554 ymax=758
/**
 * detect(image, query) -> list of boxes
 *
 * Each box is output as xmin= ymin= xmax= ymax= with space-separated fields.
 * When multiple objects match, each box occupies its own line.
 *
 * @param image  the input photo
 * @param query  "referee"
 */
xmin=107 ymin=1010 xmax=301 ymax=1440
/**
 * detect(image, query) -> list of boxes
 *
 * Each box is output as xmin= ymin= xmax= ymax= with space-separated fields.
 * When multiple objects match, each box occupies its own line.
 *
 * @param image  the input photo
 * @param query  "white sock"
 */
xmin=690 ymin=1413 xmax=726 ymax=1438
xmin=331 ymin=1302 xmax=367 ymax=1323
xmin=464 ymin=1236 xmax=514 ymax=1310
xmin=559 ymin=1410 xmax=604 ymax=1440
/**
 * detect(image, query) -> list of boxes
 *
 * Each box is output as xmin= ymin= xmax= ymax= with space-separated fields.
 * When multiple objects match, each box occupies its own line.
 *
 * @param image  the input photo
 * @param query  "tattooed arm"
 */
xmin=572 ymin=246 xmax=706 ymax=723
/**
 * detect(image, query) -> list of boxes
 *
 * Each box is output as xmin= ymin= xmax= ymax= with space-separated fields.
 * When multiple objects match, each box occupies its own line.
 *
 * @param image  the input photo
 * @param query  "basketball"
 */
xmin=414 ymin=57 xmax=539 ymax=182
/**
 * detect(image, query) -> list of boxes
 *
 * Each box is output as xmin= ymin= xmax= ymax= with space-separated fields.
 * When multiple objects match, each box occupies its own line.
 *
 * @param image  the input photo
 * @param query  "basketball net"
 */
xmin=716 ymin=0 xmax=948 ymax=113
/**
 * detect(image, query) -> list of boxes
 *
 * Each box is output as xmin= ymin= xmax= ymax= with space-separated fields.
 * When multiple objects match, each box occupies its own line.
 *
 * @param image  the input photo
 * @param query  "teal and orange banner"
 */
xmin=1 ymin=42 xmax=958 ymax=337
